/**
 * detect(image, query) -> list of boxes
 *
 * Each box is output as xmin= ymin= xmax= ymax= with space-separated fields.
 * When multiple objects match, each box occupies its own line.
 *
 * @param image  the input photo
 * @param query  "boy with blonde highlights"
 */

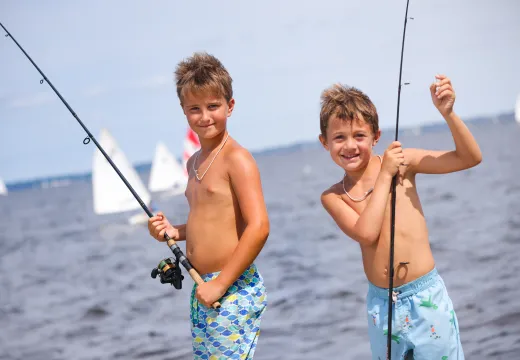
xmin=148 ymin=52 xmax=269 ymax=359
xmin=319 ymin=75 xmax=481 ymax=359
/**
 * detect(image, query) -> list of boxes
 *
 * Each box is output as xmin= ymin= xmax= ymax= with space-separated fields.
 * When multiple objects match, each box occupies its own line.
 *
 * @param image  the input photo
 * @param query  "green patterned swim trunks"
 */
xmin=190 ymin=263 xmax=267 ymax=360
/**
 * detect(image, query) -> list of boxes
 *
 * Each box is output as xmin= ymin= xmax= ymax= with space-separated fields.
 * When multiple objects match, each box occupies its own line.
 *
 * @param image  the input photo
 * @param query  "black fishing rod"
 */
xmin=0 ymin=22 xmax=220 ymax=309
xmin=387 ymin=0 xmax=412 ymax=358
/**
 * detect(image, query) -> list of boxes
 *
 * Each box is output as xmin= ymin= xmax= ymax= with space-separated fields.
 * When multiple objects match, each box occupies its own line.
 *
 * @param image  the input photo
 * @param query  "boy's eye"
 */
xmin=190 ymin=107 xmax=200 ymax=111
xmin=334 ymin=135 xmax=344 ymax=140
xmin=208 ymin=104 xmax=219 ymax=109
xmin=355 ymin=133 xmax=366 ymax=138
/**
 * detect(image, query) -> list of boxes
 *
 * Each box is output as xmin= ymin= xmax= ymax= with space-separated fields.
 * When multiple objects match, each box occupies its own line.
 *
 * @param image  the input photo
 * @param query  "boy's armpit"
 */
xmin=404 ymin=148 xmax=478 ymax=175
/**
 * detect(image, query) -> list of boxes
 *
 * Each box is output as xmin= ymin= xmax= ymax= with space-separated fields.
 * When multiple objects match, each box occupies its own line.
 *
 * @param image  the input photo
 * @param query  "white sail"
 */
xmin=515 ymin=94 xmax=520 ymax=124
xmin=0 ymin=177 xmax=7 ymax=196
xmin=92 ymin=128 xmax=151 ymax=215
xmin=148 ymin=142 xmax=187 ymax=192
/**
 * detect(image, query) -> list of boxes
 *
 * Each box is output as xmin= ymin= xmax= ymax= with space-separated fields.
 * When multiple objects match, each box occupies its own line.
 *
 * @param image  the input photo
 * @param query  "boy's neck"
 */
xmin=199 ymin=130 xmax=229 ymax=154
xmin=344 ymin=155 xmax=377 ymax=184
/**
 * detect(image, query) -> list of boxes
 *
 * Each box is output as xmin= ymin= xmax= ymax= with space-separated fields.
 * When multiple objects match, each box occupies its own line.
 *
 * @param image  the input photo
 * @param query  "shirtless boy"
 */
xmin=148 ymin=52 xmax=269 ymax=360
xmin=319 ymin=75 xmax=482 ymax=359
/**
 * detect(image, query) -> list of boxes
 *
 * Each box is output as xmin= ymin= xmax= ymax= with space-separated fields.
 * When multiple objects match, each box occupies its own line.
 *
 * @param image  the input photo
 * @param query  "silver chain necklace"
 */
xmin=342 ymin=155 xmax=382 ymax=202
xmin=192 ymin=133 xmax=230 ymax=181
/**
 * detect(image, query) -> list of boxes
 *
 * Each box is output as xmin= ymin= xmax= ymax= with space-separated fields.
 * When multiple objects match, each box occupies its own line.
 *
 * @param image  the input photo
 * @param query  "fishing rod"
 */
xmin=387 ymin=0 xmax=412 ymax=358
xmin=0 ymin=22 xmax=221 ymax=309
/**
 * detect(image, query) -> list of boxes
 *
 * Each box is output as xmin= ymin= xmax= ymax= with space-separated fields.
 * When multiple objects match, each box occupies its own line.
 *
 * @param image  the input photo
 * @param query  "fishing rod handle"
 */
xmin=166 ymin=237 xmax=221 ymax=309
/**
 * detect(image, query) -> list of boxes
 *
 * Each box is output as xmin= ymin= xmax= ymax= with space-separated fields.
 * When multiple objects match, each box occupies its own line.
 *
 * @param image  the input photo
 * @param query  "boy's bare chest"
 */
xmin=345 ymin=171 xmax=415 ymax=216
xmin=185 ymin=174 xmax=233 ymax=208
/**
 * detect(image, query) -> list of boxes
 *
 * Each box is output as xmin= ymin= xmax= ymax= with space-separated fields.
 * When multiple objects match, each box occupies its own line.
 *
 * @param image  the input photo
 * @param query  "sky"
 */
xmin=1 ymin=0 xmax=519 ymax=183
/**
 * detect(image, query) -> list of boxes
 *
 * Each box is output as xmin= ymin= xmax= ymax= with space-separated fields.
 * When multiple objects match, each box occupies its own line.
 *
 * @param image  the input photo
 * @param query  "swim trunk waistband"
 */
xmin=199 ymin=263 xmax=263 ymax=290
xmin=368 ymin=267 xmax=439 ymax=300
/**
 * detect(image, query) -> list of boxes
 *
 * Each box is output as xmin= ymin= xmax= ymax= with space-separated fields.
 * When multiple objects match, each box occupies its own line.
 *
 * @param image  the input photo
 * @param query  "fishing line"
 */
xmin=387 ymin=0 xmax=413 ymax=358
xmin=0 ymin=22 xmax=221 ymax=309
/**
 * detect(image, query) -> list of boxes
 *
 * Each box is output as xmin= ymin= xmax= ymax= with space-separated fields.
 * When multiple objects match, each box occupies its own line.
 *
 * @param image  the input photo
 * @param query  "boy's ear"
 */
xmin=319 ymin=134 xmax=329 ymax=150
xmin=372 ymin=129 xmax=381 ymax=146
xmin=227 ymin=98 xmax=235 ymax=117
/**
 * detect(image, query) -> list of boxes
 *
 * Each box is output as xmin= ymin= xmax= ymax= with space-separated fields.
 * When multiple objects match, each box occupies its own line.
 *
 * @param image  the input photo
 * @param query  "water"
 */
xmin=1 ymin=121 xmax=519 ymax=359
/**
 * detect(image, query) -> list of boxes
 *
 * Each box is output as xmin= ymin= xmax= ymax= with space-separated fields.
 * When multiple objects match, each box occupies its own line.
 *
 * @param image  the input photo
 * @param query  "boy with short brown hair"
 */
xmin=319 ymin=75 xmax=481 ymax=359
xmin=149 ymin=52 xmax=269 ymax=359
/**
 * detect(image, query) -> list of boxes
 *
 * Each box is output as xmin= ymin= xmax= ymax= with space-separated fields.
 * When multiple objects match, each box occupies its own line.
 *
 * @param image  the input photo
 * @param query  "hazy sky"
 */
xmin=1 ymin=0 xmax=519 ymax=183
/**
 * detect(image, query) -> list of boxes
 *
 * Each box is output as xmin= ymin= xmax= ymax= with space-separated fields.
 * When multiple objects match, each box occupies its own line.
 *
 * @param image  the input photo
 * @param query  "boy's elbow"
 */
xmin=464 ymin=145 xmax=483 ymax=168
xmin=473 ymin=151 xmax=483 ymax=167
xmin=354 ymin=230 xmax=378 ymax=247
xmin=465 ymin=151 xmax=482 ymax=169
xmin=360 ymin=235 xmax=379 ymax=247
xmin=252 ymin=219 xmax=270 ymax=243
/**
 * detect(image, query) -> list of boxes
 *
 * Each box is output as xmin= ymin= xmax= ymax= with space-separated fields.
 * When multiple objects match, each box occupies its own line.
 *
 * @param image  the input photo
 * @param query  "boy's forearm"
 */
xmin=354 ymin=172 xmax=393 ymax=245
xmin=215 ymin=224 xmax=268 ymax=289
xmin=444 ymin=112 xmax=482 ymax=165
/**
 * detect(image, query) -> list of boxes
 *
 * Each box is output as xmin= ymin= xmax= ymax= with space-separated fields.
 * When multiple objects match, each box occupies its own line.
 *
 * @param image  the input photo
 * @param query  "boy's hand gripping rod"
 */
xmin=1 ymin=22 xmax=221 ymax=309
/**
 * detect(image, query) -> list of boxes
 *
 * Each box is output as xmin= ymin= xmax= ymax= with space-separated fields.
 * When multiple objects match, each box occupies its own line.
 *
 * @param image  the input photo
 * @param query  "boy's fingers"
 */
xmin=437 ymin=89 xmax=453 ymax=99
xmin=150 ymin=215 xmax=163 ymax=223
xmin=388 ymin=141 xmax=401 ymax=149
xmin=435 ymin=84 xmax=451 ymax=95
xmin=437 ymin=78 xmax=451 ymax=87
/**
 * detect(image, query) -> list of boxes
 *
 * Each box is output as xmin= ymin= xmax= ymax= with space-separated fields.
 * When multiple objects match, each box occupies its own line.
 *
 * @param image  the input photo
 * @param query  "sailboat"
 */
xmin=92 ymin=128 xmax=152 ymax=225
xmin=148 ymin=142 xmax=187 ymax=197
xmin=0 ymin=177 xmax=7 ymax=196
xmin=148 ymin=128 xmax=200 ymax=197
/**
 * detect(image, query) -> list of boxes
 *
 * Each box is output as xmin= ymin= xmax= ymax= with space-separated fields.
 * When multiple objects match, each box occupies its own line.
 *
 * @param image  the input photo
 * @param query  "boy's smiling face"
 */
xmin=182 ymin=91 xmax=234 ymax=140
xmin=319 ymin=114 xmax=380 ymax=173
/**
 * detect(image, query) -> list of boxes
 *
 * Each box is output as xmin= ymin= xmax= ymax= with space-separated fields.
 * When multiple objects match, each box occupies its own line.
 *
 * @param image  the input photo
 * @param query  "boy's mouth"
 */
xmin=342 ymin=154 xmax=359 ymax=160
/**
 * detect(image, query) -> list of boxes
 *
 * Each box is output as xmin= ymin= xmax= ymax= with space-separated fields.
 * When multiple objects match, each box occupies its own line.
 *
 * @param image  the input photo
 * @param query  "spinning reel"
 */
xmin=151 ymin=257 xmax=184 ymax=289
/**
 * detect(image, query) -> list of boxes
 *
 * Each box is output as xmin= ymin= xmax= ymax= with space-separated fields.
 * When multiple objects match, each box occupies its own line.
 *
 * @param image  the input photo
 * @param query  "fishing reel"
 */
xmin=151 ymin=257 xmax=184 ymax=290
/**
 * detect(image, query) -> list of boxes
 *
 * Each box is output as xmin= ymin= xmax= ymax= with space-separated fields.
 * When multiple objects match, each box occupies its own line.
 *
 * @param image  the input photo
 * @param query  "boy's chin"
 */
xmin=339 ymin=159 xmax=368 ymax=172
xmin=195 ymin=127 xmax=225 ymax=139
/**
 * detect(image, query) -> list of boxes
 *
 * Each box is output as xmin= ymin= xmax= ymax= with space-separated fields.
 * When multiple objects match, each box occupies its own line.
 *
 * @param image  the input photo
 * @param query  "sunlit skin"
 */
xmin=148 ymin=91 xmax=269 ymax=308
xmin=320 ymin=75 xmax=482 ymax=288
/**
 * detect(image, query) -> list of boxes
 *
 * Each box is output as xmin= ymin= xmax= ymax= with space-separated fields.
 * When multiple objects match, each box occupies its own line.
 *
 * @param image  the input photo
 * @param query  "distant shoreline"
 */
xmin=4 ymin=111 xmax=516 ymax=190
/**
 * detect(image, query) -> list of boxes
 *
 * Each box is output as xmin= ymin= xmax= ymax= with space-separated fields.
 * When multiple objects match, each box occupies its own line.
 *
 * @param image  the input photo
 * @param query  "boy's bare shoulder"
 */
xmin=321 ymin=181 xmax=343 ymax=200
xmin=224 ymin=138 xmax=258 ymax=171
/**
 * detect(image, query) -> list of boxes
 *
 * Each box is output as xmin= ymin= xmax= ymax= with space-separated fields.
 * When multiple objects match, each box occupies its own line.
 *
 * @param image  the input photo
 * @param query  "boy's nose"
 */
xmin=344 ymin=137 xmax=357 ymax=150
xmin=201 ymin=111 xmax=212 ymax=123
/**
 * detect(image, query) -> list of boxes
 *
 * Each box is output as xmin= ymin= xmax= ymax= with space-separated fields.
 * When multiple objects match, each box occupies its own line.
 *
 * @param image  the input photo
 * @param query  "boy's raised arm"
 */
xmin=214 ymin=148 xmax=270 ymax=289
xmin=406 ymin=75 xmax=482 ymax=175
